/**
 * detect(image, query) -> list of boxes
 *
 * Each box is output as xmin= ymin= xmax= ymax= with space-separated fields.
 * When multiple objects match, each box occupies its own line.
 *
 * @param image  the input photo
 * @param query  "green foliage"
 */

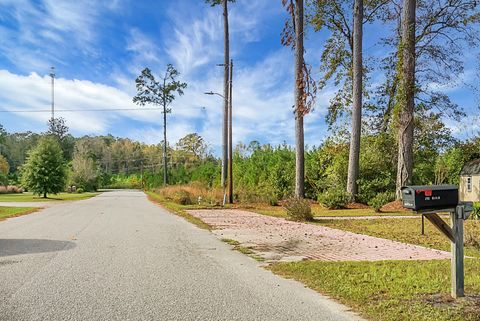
xmin=69 ymin=154 xmax=99 ymax=192
xmin=471 ymin=202 xmax=480 ymax=220
xmin=133 ymin=65 xmax=187 ymax=110
xmin=233 ymin=143 xmax=295 ymax=201
xmin=205 ymin=0 xmax=235 ymax=6
xmin=283 ymin=197 xmax=313 ymax=221
xmin=356 ymin=133 xmax=396 ymax=203
xmin=317 ymin=188 xmax=349 ymax=209
xmin=305 ymin=139 xmax=349 ymax=199
xmin=368 ymin=191 xmax=396 ymax=212
xmin=0 ymin=155 xmax=9 ymax=186
xmin=76 ymin=187 xmax=84 ymax=194
xmin=21 ymin=137 xmax=67 ymax=197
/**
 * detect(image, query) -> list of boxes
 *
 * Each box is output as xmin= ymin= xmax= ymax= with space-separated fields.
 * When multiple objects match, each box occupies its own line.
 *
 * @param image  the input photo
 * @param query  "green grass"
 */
xmin=146 ymin=191 xmax=212 ymax=230
xmin=0 ymin=206 xmax=38 ymax=220
xmin=0 ymin=192 xmax=98 ymax=202
xmin=245 ymin=204 xmax=409 ymax=218
xmin=316 ymin=218 xmax=480 ymax=258
xmin=269 ymin=259 xmax=480 ymax=321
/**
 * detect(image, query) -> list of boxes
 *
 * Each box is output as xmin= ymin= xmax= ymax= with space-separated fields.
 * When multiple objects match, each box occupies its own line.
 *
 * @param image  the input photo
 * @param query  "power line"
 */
xmin=0 ymin=107 xmax=164 ymax=113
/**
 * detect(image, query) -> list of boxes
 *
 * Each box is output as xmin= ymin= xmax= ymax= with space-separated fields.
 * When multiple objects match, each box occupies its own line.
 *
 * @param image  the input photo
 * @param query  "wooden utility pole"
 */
xmin=346 ymin=0 xmax=363 ymax=200
xmin=222 ymin=0 xmax=230 ymax=196
xmin=163 ymin=77 xmax=168 ymax=186
xmin=228 ymin=59 xmax=233 ymax=204
xmin=50 ymin=66 xmax=55 ymax=123
xmin=294 ymin=0 xmax=305 ymax=198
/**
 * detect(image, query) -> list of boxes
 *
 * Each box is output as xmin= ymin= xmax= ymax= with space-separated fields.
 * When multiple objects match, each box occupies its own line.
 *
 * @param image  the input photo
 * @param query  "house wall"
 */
xmin=459 ymin=175 xmax=480 ymax=202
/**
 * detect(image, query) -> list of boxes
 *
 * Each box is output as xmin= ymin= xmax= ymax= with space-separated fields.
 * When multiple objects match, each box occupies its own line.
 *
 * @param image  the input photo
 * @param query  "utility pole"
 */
xmin=222 ymin=0 xmax=230 ymax=198
xmin=228 ymin=59 xmax=233 ymax=204
xmin=141 ymin=160 xmax=144 ymax=189
xmin=50 ymin=66 xmax=55 ymax=122
xmin=163 ymin=78 xmax=168 ymax=186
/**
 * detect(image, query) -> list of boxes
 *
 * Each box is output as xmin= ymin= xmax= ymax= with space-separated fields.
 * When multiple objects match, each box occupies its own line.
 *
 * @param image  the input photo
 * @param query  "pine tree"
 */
xmin=21 ymin=137 xmax=67 ymax=198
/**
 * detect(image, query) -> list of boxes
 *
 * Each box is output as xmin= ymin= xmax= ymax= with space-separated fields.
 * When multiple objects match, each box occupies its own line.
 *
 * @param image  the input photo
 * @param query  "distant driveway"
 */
xmin=0 ymin=190 xmax=362 ymax=321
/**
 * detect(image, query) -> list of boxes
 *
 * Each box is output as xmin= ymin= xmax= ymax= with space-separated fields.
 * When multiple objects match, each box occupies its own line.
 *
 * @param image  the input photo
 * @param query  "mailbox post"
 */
xmin=401 ymin=185 xmax=473 ymax=299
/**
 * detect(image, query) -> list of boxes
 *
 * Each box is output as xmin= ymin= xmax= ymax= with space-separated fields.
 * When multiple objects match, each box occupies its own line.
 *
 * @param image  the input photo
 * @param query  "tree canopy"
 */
xmin=21 ymin=137 xmax=67 ymax=198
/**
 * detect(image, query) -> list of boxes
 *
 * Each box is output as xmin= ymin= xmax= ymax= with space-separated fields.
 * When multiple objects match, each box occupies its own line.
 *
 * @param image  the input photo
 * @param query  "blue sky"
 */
xmin=0 ymin=0 xmax=478 ymax=153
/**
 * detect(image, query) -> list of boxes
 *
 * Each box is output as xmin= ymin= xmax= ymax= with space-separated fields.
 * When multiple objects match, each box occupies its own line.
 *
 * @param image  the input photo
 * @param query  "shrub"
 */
xmin=173 ymin=190 xmax=193 ymax=205
xmin=268 ymin=195 xmax=279 ymax=206
xmin=368 ymin=191 xmax=396 ymax=212
xmin=7 ymin=185 xmax=20 ymax=193
xmin=0 ymin=185 xmax=24 ymax=194
xmin=317 ymin=189 xmax=349 ymax=209
xmin=76 ymin=188 xmax=84 ymax=194
xmin=471 ymin=202 xmax=480 ymax=220
xmin=283 ymin=197 xmax=313 ymax=221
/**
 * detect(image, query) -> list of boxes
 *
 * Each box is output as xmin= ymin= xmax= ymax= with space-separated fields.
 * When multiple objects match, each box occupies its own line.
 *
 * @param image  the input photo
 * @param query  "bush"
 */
xmin=76 ymin=188 xmax=84 ymax=194
xmin=368 ymin=191 xmax=396 ymax=212
xmin=0 ymin=185 xmax=24 ymax=194
xmin=173 ymin=190 xmax=193 ymax=205
xmin=268 ymin=195 xmax=279 ymax=206
xmin=317 ymin=189 xmax=349 ymax=209
xmin=471 ymin=202 xmax=480 ymax=220
xmin=283 ymin=197 xmax=313 ymax=221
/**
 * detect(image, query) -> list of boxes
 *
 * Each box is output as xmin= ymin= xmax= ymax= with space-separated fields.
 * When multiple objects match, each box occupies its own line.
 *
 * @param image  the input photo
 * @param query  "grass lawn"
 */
xmin=316 ymin=218 xmax=480 ymax=258
xmin=0 ymin=192 xmax=98 ymax=202
xmin=243 ymin=203 xmax=410 ymax=218
xmin=0 ymin=206 xmax=38 ymax=220
xmin=269 ymin=259 xmax=480 ymax=321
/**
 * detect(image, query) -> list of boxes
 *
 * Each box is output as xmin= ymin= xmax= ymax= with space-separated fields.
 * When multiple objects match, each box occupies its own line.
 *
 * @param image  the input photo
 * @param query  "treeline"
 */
xmin=1 ymin=120 xmax=478 ymax=205
xmin=0 ymin=123 xmax=221 ymax=192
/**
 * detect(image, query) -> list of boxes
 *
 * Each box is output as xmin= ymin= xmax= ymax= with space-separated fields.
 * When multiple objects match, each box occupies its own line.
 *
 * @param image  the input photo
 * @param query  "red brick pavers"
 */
xmin=187 ymin=209 xmax=450 ymax=262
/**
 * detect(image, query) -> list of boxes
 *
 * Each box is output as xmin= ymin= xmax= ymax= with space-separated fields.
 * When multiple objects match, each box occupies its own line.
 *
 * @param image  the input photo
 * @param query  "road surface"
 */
xmin=0 ymin=190 xmax=362 ymax=321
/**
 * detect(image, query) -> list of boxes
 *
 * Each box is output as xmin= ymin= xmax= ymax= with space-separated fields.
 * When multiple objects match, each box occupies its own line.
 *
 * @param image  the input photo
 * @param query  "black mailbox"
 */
xmin=401 ymin=185 xmax=459 ymax=211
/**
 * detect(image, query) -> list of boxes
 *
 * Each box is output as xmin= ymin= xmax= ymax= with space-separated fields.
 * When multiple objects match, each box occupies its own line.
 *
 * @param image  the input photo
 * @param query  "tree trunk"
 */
xmin=396 ymin=0 xmax=416 ymax=199
xmin=346 ymin=0 xmax=363 ymax=201
xmin=222 ymin=0 xmax=229 ymax=193
xmin=163 ymin=99 xmax=168 ymax=186
xmin=43 ymin=192 xmax=47 ymax=198
xmin=294 ymin=0 xmax=305 ymax=198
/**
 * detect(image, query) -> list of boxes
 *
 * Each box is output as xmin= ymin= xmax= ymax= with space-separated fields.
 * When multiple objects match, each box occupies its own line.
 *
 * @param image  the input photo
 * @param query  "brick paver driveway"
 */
xmin=187 ymin=209 xmax=450 ymax=262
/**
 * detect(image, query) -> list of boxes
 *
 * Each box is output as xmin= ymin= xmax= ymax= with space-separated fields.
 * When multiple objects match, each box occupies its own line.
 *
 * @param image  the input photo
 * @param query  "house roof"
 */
xmin=461 ymin=159 xmax=480 ymax=176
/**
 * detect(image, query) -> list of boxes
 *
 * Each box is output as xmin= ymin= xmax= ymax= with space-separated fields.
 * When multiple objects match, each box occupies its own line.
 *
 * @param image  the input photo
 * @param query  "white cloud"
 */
xmin=0 ymin=70 xmax=165 ymax=134
xmin=0 ymin=0 xmax=334 ymax=153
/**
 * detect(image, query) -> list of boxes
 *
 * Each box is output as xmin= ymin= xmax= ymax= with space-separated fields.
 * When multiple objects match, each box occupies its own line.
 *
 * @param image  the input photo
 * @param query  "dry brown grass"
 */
xmin=0 ymin=185 xmax=24 ymax=194
xmin=153 ymin=182 xmax=224 ymax=205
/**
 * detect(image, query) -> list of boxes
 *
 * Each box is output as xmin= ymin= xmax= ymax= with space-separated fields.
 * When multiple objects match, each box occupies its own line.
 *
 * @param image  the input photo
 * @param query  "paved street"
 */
xmin=0 ymin=190 xmax=361 ymax=321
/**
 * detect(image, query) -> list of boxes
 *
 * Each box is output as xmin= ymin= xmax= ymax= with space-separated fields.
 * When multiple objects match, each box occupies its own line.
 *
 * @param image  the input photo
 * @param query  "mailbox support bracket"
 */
xmin=423 ymin=212 xmax=454 ymax=242
xmin=419 ymin=207 xmax=465 ymax=299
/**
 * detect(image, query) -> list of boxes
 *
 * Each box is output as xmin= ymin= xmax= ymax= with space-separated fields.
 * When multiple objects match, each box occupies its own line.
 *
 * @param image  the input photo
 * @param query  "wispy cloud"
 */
xmin=0 ymin=0 xmax=114 ymax=72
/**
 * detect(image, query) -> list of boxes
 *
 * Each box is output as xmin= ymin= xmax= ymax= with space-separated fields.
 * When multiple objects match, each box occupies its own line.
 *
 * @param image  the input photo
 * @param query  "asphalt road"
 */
xmin=0 ymin=190 xmax=362 ymax=321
